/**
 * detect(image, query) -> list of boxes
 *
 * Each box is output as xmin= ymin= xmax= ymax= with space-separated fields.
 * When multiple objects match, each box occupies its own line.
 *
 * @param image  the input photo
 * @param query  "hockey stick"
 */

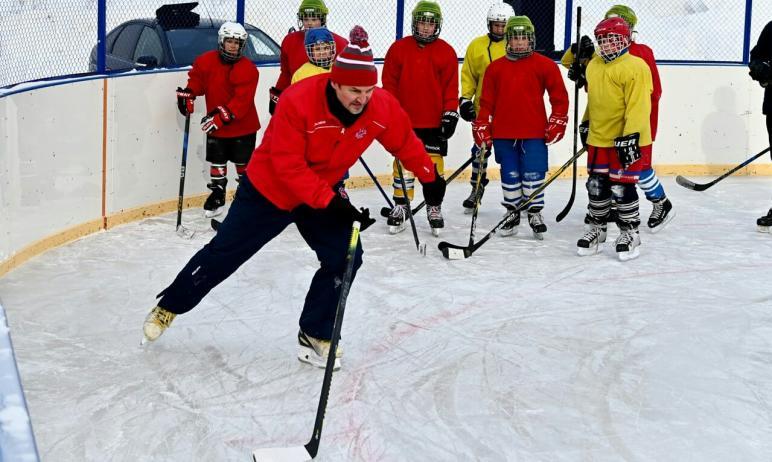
xmin=396 ymin=160 xmax=427 ymax=255
xmin=252 ymin=221 xmax=362 ymax=462
xmin=466 ymin=145 xmax=488 ymax=245
xmin=676 ymin=147 xmax=771 ymax=191
xmin=358 ymin=157 xmax=394 ymax=210
xmin=175 ymin=114 xmax=195 ymax=239
xmin=556 ymin=6 xmax=582 ymax=223
xmin=439 ymin=147 xmax=587 ymax=260
xmin=379 ymin=154 xmax=475 ymax=218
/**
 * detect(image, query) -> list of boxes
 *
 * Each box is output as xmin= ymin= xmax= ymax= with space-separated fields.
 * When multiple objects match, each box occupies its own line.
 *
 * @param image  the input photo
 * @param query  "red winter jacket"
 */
xmin=477 ymin=53 xmax=569 ymax=140
xmin=629 ymin=42 xmax=662 ymax=140
xmin=382 ymin=36 xmax=458 ymax=129
xmin=246 ymin=74 xmax=437 ymax=211
xmin=185 ymin=50 xmax=260 ymax=138
xmin=274 ymin=30 xmax=348 ymax=92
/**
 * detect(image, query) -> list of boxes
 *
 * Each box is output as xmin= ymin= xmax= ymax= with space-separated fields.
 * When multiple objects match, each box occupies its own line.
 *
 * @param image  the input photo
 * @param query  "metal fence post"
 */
xmin=237 ymin=0 xmax=245 ymax=25
xmin=742 ymin=0 xmax=754 ymax=64
xmin=395 ymin=0 xmax=405 ymax=40
xmin=97 ymin=0 xmax=107 ymax=73
xmin=563 ymin=0 xmax=574 ymax=53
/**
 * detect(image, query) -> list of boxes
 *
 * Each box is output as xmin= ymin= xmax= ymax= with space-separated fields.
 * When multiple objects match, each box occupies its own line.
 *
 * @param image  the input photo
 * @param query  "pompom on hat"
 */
xmin=330 ymin=25 xmax=378 ymax=86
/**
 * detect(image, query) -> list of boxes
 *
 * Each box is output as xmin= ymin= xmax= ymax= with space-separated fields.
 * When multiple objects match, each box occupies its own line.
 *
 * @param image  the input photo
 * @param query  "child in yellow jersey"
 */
xmin=291 ymin=27 xmax=335 ymax=84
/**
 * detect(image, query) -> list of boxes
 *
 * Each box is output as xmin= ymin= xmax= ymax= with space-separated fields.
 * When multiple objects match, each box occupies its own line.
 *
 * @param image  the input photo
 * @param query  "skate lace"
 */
xmin=651 ymin=200 xmax=665 ymax=220
xmin=389 ymin=205 xmax=407 ymax=219
xmin=617 ymin=230 xmax=636 ymax=246
xmin=427 ymin=205 xmax=442 ymax=220
xmin=581 ymin=226 xmax=604 ymax=242
xmin=528 ymin=212 xmax=544 ymax=227
xmin=150 ymin=307 xmax=175 ymax=328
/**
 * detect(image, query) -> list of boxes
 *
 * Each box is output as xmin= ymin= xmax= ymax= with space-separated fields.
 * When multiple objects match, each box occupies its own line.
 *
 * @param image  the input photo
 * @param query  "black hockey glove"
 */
xmin=439 ymin=111 xmax=460 ymax=139
xmin=567 ymin=63 xmax=587 ymax=89
xmin=325 ymin=194 xmax=376 ymax=231
xmin=268 ymin=87 xmax=282 ymax=115
xmin=614 ymin=132 xmax=642 ymax=169
xmin=421 ymin=165 xmax=447 ymax=206
xmin=458 ymin=97 xmax=476 ymax=122
xmin=749 ymin=59 xmax=772 ymax=86
xmin=176 ymin=87 xmax=195 ymax=116
xmin=570 ymin=35 xmax=595 ymax=60
xmin=579 ymin=120 xmax=590 ymax=148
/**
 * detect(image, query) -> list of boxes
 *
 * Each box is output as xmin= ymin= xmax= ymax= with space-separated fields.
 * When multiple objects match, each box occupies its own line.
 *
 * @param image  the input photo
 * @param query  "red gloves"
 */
xmin=471 ymin=120 xmax=492 ymax=148
xmin=545 ymin=114 xmax=568 ymax=145
xmin=200 ymin=106 xmax=233 ymax=134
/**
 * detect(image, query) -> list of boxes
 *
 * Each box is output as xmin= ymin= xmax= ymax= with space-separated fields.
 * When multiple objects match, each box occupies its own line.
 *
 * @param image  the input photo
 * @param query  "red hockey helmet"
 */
xmin=594 ymin=17 xmax=631 ymax=62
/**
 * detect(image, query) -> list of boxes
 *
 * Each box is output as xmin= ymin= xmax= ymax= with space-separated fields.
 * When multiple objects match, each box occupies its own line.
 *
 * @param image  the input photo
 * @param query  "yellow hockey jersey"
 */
xmin=460 ymin=34 xmax=507 ymax=113
xmin=291 ymin=62 xmax=330 ymax=85
xmin=585 ymin=52 xmax=652 ymax=147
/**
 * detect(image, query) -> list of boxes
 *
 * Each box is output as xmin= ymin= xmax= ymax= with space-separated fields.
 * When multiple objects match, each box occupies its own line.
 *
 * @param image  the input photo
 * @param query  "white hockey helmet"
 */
xmin=218 ymin=22 xmax=248 ymax=63
xmin=487 ymin=3 xmax=514 ymax=39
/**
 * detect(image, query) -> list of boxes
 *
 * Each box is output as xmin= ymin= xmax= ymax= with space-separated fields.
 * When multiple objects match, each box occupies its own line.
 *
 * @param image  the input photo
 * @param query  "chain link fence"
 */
xmin=0 ymin=0 xmax=765 ymax=89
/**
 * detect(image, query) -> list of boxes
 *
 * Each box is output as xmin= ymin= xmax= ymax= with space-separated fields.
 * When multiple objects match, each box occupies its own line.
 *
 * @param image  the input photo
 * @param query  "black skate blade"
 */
xmin=438 ymin=241 xmax=471 ymax=260
xmin=252 ymin=445 xmax=312 ymax=461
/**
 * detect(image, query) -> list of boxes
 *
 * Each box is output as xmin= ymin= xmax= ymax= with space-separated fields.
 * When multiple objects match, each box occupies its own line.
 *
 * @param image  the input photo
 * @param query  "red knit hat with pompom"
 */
xmin=330 ymin=25 xmax=377 ymax=86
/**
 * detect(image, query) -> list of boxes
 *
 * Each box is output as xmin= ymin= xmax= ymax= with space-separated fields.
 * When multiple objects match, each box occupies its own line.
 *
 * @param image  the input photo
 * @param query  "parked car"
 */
xmin=89 ymin=3 xmax=280 ymax=72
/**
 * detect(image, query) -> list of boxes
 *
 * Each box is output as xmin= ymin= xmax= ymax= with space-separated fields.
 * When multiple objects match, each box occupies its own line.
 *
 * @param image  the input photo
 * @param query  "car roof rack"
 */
xmin=156 ymin=2 xmax=200 ymax=30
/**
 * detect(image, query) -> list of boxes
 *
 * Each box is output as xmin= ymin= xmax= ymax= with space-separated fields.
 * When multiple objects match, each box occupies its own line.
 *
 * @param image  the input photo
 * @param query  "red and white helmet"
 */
xmin=594 ymin=17 xmax=631 ymax=62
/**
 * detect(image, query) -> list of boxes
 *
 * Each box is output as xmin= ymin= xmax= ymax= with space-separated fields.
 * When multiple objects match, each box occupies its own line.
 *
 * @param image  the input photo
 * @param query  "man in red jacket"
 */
xmin=268 ymin=0 xmax=348 ymax=115
xmin=175 ymin=22 xmax=260 ymax=218
xmin=382 ymin=0 xmax=459 ymax=236
xmin=143 ymin=27 xmax=446 ymax=370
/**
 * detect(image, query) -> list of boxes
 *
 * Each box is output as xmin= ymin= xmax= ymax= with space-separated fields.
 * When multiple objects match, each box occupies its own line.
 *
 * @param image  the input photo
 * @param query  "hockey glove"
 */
xmin=545 ymin=114 xmax=568 ymax=145
xmin=614 ymin=132 xmax=642 ymax=169
xmin=325 ymin=194 xmax=376 ymax=231
xmin=471 ymin=120 xmax=492 ymax=148
xmin=458 ymin=97 xmax=476 ymax=122
xmin=570 ymin=35 xmax=595 ymax=61
xmin=749 ymin=59 xmax=772 ymax=86
xmin=176 ymin=87 xmax=195 ymax=116
xmin=579 ymin=120 xmax=590 ymax=148
xmin=439 ymin=111 xmax=460 ymax=139
xmin=567 ymin=63 xmax=587 ymax=89
xmin=200 ymin=106 xmax=233 ymax=134
xmin=421 ymin=165 xmax=447 ymax=207
xmin=268 ymin=87 xmax=282 ymax=115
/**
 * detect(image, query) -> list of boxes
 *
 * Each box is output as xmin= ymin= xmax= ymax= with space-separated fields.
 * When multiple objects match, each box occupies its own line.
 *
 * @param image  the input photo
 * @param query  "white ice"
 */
xmin=1 ymin=176 xmax=772 ymax=461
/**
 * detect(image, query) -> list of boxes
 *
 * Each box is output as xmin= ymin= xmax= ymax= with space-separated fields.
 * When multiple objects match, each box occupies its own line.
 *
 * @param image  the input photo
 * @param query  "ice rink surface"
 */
xmin=1 ymin=176 xmax=772 ymax=461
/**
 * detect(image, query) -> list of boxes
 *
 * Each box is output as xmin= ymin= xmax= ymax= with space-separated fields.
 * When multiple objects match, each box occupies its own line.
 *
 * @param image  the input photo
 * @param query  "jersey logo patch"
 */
xmin=355 ymin=128 xmax=367 ymax=139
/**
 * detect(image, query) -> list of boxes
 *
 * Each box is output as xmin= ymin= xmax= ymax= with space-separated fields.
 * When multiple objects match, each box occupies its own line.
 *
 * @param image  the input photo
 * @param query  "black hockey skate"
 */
xmin=647 ymin=197 xmax=674 ymax=233
xmin=203 ymin=183 xmax=226 ymax=218
xmin=462 ymin=183 xmax=486 ymax=214
xmin=577 ymin=224 xmax=607 ymax=256
xmin=527 ymin=208 xmax=547 ymax=240
xmin=499 ymin=205 xmax=520 ymax=237
xmin=427 ymin=204 xmax=444 ymax=236
xmin=757 ymin=208 xmax=772 ymax=233
xmin=387 ymin=204 xmax=408 ymax=234
xmin=615 ymin=229 xmax=641 ymax=261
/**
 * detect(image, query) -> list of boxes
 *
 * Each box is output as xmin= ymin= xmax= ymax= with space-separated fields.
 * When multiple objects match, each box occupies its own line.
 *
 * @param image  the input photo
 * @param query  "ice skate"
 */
xmin=462 ymin=185 xmax=485 ymax=214
xmin=757 ymin=208 xmax=772 ymax=233
xmin=297 ymin=330 xmax=341 ymax=370
xmin=615 ymin=229 xmax=641 ymax=261
xmin=577 ymin=225 xmax=607 ymax=256
xmin=527 ymin=208 xmax=547 ymax=240
xmin=647 ymin=197 xmax=674 ymax=233
xmin=427 ymin=204 xmax=444 ymax=237
xmin=387 ymin=204 xmax=408 ymax=234
xmin=141 ymin=306 xmax=176 ymax=345
xmin=203 ymin=183 xmax=226 ymax=218
xmin=499 ymin=206 xmax=520 ymax=237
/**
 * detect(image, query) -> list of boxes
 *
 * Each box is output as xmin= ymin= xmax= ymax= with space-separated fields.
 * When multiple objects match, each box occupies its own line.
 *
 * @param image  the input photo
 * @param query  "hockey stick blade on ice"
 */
xmin=439 ymin=147 xmax=587 ymax=260
xmin=379 ymin=154 xmax=475 ymax=218
xmin=675 ymin=147 xmax=770 ymax=191
xmin=252 ymin=222 xmax=361 ymax=462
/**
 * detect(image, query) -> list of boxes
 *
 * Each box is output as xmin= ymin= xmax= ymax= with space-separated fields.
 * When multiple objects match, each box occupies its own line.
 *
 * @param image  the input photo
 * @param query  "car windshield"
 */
xmin=166 ymin=27 xmax=280 ymax=66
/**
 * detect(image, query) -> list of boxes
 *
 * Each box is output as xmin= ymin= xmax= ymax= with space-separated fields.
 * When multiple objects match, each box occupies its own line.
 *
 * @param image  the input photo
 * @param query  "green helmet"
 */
xmin=298 ymin=0 xmax=329 ymax=28
xmin=505 ymin=16 xmax=535 ymax=59
xmin=412 ymin=1 xmax=442 ymax=43
xmin=605 ymin=5 xmax=637 ymax=29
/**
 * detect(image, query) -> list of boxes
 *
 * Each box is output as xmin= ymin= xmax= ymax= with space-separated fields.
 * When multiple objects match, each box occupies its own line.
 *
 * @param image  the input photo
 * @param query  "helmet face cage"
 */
xmin=297 ymin=9 xmax=327 ymax=29
xmin=505 ymin=28 xmax=534 ymax=59
xmin=305 ymin=40 xmax=335 ymax=68
xmin=595 ymin=33 xmax=630 ymax=62
xmin=218 ymin=23 xmax=248 ymax=63
xmin=412 ymin=12 xmax=442 ymax=43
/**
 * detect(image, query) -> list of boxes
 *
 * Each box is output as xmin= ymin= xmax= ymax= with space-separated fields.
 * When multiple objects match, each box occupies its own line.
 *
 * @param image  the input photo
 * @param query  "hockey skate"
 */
xmin=427 ymin=204 xmax=444 ymax=236
xmin=527 ymin=208 xmax=547 ymax=240
xmin=647 ymin=197 xmax=674 ymax=233
xmin=499 ymin=206 xmax=520 ymax=237
xmin=577 ymin=224 xmax=607 ymax=256
xmin=757 ymin=208 xmax=772 ymax=233
xmin=141 ymin=306 xmax=176 ymax=345
xmin=615 ymin=229 xmax=641 ymax=261
xmin=387 ymin=204 xmax=408 ymax=234
xmin=297 ymin=330 xmax=341 ymax=370
xmin=462 ymin=185 xmax=485 ymax=214
xmin=203 ymin=183 xmax=226 ymax=218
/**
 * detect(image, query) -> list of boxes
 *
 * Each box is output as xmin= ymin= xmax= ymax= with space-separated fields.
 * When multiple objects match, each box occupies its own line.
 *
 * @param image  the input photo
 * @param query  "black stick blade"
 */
xmin=438 ymin=241 xmax=472 ymax=260
xmin=211 ymin=219 xmax=221 ymax=231
xmin=675 ymin=175 xmax=703 ymax=191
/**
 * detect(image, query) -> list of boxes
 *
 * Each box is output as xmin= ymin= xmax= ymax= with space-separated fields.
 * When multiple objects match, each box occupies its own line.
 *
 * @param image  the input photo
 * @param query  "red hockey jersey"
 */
xmin=274 ymin=30 xmax=348 ymax=92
